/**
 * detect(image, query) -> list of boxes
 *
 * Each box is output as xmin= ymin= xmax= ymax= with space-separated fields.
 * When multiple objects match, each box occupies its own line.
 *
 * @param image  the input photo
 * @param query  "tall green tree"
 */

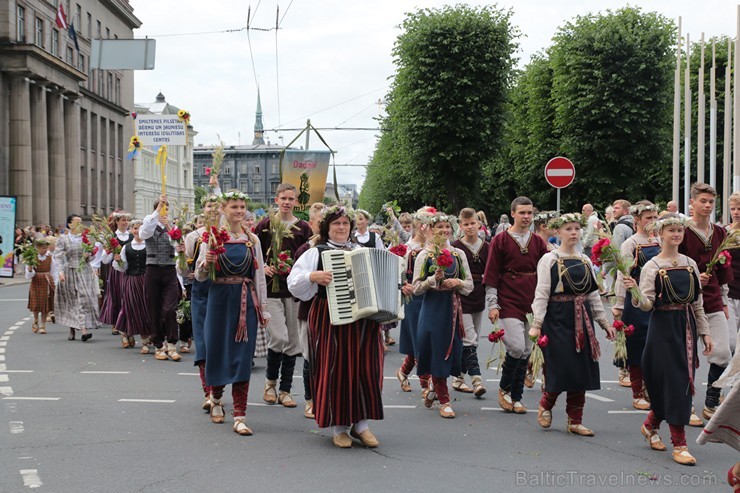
xmin=360 ymin=5 xmax=518 ymax=213
xmin=548 ymin=7 xmax=675 ymax=210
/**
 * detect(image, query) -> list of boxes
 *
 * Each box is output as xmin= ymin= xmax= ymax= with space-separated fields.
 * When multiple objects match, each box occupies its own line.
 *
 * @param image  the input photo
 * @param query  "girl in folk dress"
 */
xmin=530 ymin=213 xmax=615 ymax=436
xmin=624 ymin=214 xmax=713 ymax=466
xmin=413 ymin=212 xmax=473 ymax=419
xmin=55 ymin=214 xmax=101 ymax=342
xmin=195 ymin=191 xmax=269 ymax=436
xmin=100 ymin=211 xmax=134 ymax=344
xmin=25 ymin=238 xmax=58 ymax=334
xmin=112 ymin=221 xmax=151 ymax=350
xmin=288 ymin=205 xmax=385 ymax=448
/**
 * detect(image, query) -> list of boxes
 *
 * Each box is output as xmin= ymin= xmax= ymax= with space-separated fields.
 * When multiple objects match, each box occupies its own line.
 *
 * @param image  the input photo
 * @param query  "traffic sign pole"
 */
xmin=556 ymin=188 xmax=561 ymax=214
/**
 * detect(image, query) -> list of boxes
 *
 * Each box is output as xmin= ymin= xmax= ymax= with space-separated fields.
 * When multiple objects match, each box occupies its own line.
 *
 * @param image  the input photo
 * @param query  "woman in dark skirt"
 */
xmin=100 ymin=211 xmax=133 ymax=341
xmin=396 ymin=207 xmax=436 ymax=394
xmin=112 ymin=220 xmax=150 ymax=347
xmin=412 ymin=212 xmax=473 ymax=419
xmin=530 ymin=213 xmax=615 ymax=436
xmin=195 ymin=191 xmax=268 ymax=436
xmin=612 ymin=201 xmax=660 ymax=410
xmin=625 ymin=214 xmax=713 ymax=466
xmin=288 ymin=205 xmax=385 ymax=449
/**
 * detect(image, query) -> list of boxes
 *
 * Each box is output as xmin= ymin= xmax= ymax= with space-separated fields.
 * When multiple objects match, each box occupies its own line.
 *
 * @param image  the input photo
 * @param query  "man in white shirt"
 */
xmin=581 ymin=204 xmax=600 ymax=258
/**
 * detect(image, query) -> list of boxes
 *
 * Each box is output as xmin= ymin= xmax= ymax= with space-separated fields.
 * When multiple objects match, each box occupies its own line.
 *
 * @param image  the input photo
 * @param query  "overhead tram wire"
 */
xmin=275 ymin=3 xmax=282 ymax=128
xmin=246 ymin=4 xmax=260 ymax=91
xmin=272 ymin=86 xmax=387 ymax=129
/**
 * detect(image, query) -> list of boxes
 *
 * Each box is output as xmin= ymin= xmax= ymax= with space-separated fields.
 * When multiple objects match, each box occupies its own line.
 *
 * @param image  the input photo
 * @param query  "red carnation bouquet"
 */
xmin=202 ymin=226 xmax=230 ymax=281
xmin=590 ymin=233 xmax=641 ymax=301
xmin=528 ymin=330 xmax=548 ymax=384
xmin=78 ymin=226 xmax=97 ymax=271
xmin=274 ymin=250 xmax=294 ymax=276
xmin=485 ymin=327 xmax=506 ymax=372
xmin=167 ymin=226 xmax=188 ymax=271
xmin=389 ymin=244 xmax=408 ymax=258
xmin=612 ymin=319 xmax=635 ymax=366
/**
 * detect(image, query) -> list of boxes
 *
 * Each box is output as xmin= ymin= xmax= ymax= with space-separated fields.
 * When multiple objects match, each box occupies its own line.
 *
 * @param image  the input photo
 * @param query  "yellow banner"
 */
xmin=281 ymin=150 xmax=331 ymax=211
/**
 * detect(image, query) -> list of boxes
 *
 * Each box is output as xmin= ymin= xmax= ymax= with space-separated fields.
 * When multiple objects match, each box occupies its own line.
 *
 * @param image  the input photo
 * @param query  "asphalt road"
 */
xmin=0 ymin=282 xmax=735 ymax=492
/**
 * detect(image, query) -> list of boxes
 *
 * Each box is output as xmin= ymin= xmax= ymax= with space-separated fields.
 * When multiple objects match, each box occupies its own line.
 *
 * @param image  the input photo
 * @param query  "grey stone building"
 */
xmin=193 ymin=91 xmax=283 ymax=205
xmin=0 ymin=0 xmax=141 ymax=227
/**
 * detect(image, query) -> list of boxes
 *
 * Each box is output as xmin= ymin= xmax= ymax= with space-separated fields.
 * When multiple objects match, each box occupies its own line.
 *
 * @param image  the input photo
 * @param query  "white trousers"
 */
xmin=266 ymin=298 xmax=301 ymax=356
xmin=706 ymin=311 xmax=732 ymax=368
xmin=500 ymin=318 xmax=532 ymax=359
xmin=726 ymin=299 xmax=740 ymax=355
xmin=462 ymin=311 xmax=484 ymax=347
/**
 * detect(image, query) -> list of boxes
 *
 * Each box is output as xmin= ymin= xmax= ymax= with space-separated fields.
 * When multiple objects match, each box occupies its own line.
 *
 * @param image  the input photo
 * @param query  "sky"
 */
xmin=129 ymin=0 xmax=739 ymax=192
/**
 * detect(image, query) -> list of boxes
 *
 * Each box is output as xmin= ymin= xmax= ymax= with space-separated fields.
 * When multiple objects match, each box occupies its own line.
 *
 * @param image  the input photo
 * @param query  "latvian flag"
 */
xmin=55 ymin=3 xmax=68 ymax=30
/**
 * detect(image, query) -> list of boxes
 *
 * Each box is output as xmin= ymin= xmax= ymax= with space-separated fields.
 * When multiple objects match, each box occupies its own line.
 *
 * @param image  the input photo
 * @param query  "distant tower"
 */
xmin=252 ymin=88 xmax=265 ymax=145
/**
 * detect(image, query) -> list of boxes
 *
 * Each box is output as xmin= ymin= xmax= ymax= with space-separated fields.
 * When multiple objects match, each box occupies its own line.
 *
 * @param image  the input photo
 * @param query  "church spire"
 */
xmin=252 ymin=88 xmax=265 ymax=145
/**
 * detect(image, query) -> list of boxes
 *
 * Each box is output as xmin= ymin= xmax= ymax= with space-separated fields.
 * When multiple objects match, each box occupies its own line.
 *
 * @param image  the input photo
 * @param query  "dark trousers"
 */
xmin=179 ymin=283 xmax=193 ymax=342
xmin=145 ymin=265 xmax=181 ymax=347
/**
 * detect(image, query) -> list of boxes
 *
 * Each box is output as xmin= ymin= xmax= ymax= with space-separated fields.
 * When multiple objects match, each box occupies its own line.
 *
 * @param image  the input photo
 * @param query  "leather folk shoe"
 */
xmin=332 ymin=432 xmax=352 ymax=449
xmin=633 ymin=397 xmax=651 ymax=411
xmin=278 ymin=391 xmax=297 ymax=408
xmin=512 ymin=401 xmax=528 ymax=414
xmin=233 ymin=419 xmax=253 ymax=436
xmin=397 ymin=369 xmax=412 ymax=393
xmin=471 ymin=376 xmax=487 ymax=398
xmin=439 ymin=404 xmax=456 ymax=419
xmin=641 ymin=425 xmax=667 ymax=451
xmin=537 ymin=406 xmax=552 ymax=428
xmin=210 ymin=399 xmax=225 ymax=424
xmin=689 ymin=410 xmax=704 ymax=427
xmin=452 ymin=376 xmax=474 ymax=393
xmin=672 ymin=446 xmax=696 ymax=466
xmin=567 ymin=423 xmax=595 ymax=437
xmin=263 ymin=380 xmax=278 ymax=404
xmin=498 ymin=389 xmax=514 ymax=412
xmin=350 ymin=427 xmax=379 ymax=448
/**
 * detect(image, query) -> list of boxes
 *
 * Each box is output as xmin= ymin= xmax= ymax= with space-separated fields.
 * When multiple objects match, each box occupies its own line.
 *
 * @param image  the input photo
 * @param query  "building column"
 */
xmin=0 ymin=74 xmax=9 ymax=196
xmin=9 ymin=77 xmax=32 ymax=226
xmin=31 ymin=84 xmax=49 ymax=225
xmin=64 ymin=97 xmax=81 ymax=215
xmin=47 ymin=91 xmax=66 ymax=227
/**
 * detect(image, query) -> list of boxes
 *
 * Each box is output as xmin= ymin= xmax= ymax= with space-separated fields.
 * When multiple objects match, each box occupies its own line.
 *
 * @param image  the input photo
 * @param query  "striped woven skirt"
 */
xmin=115 ymin=274 xmax=150 ymax=337
xmin=307 ymin=297 xmax=384 ymax=428
xmin=100 ymin=267 xmax=125 ymax=325
xmin=28 ymin=273 xmax=54 ymax=313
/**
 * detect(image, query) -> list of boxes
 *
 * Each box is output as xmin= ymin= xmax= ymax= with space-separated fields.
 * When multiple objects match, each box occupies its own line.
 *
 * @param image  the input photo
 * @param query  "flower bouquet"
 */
xmin=528 ymin=333 xmax=548 ymax=382
xmin=704 ymin=231 xmax=740 ymax=275
xmin=20 ymin=243 xmax=39 ymax=270
xmin=177 ymin=109 xmax=191 ymax=125
xmin=209 ymin=137 xmax=225 ymax=178
xmin=78 ymin=226 xmax=98 ymax=271
xmin=591 ymin=233 xmax=640 ymax=301
xmin=274 ymin=251 xmax=294 ymax=276
xmin=420 ymin=231 xmax=458 ymax=280
xmin=91 ymin=214 xmax=123 ymax=268
xmin=612 ymin=319 xmax=634 ymax=366
xmin=264 ymin=212 xmax=296 ymax=292
xmin=169 ymin=203 xmax=192 ymax=272
xmin=485 ymin=327 xmax=506 ymax=372
xmin=176 ymin=298 xmax=191 ymax=325
xmin=201 ymin=226 xmax=230 ymax=281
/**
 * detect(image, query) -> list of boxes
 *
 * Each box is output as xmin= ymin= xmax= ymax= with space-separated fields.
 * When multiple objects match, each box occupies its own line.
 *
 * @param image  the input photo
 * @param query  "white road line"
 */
xmin=0 ymin=386 xmax=13 ymax=396
xmin=118 ymin=399 xmax=175 ymax=403
xmin=384 ymin=405 xmax=417 ymax=409
xmin=248 ymin=402 xmax=268 ymax=407
xmin=485 ymin=379 xmax=502 ymax=383
xmin=2 ymin=332 xmax=12 ymax=337
xmin=608 ymin=410 xmax=649 ymax=414
xmin=80 ymin=371 xmax=130 ymax=375
xmin=23 ymin=317 xmax=31 ymax=321
xmin=1 ymin=336 xmax=10 ymax=341
xmin=585 ymin=393 xmax=615 ymax=403
xmin=177 ymin=372 xmax=199 ymax=376
xmin=9 ymin=421 xmax=24 ymax=434
xmin=2 ymin=370 xmax=33 ymax=373
xmin=0 ymin=299 xmax=27 ymax=302
xmin=19 ymin=469 xmax=43 ymax=489
xmin=14 ymin=321 xmax=25 ymax=326
xmin=3 ymin=397 xmax=60 ymax=401
xmin=0 ymin=356 xmax=6 ymax=362
xmin=0 ymin=364 xmax=6 ymax=371
xmin=0 ymin=341 xmax=6 ymax=346
xmin=0 ymin=375 xmax=8 ymax=382
xmin=0 ymin=348 xmax=6 ymax=353
xmin=481 ymin=407 xmax=506 ymax=412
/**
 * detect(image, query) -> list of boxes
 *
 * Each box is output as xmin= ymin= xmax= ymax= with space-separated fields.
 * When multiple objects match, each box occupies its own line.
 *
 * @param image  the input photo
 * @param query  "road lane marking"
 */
xmin=2 ymin=370 xmax=33 ymax=373
xmin=118 ymin=399 xmax=176 ymax=403
xmin=384 ymin=405 xmax=417 ymax=409
xmin=80 ymin=371 xmax=130 ymax=374
xmin=3 ymin=397 xmax=60 ymax=401
xmin=177 ymin=373 xmax=200 ymax=376
xmin=608 ymin=410 xmax=649 ymax=414
xmin=14 ymin=321 xmax=25 ymax=326
xmin=481 ymin=407 xmax=506 ymax=412
xmin=585 ymin=393 xmax=614 ymax=403
xmin=0 ymin=356 xmax=6 ymax=362
xmin=0 ymin=299 xmax=27 ymax=302
xmin=0 ymin=386 xmax=14 ymax=396
xmin=0 ymin=341 xmax=6 ymax=346
xmin=3 ymin=332 xmax=12 ymax=337
xmin=0 ymin=375 xmax=8 ymax=382
xmin=0 ymin=364 xmax=6 ymax=371
xmin=9 ymin=421 xmax=24 ymax=434
xmin=19 ymin=469 xmax=43 ymax=489
xmin=1 ymin=336 xmax=10 ymax=341
xmin=0 ymin=348 xmax=5 ymax=353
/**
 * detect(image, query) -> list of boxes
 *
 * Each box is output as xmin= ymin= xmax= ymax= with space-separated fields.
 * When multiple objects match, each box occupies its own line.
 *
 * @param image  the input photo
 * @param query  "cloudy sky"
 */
xmin=129 ymin=0 xmax=737 ymax=191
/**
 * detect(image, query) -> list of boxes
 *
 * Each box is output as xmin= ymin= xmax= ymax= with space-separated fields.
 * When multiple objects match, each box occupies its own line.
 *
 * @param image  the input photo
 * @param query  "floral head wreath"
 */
xmin=413 ymin=206 xmax=437 ymax=225
xmin=34 ymin=237 xmax=51 ymax=246
xmin=548 ymin=212 xmax=587 ymax=230
xmin=220 ymin=190 xmax=251 ymax=203
xmin=321 ymin=204 xmax=355 ymax=223
xmin=534 ymin=210 xmax=558 ymax=224
xmin=111 ymin=210 xmax=133 ymax=222
xmin=201 ymin=193 xmax=222 ymax=207
xmin=629 ymin=203 xmax=660 ymax=216
xmin=646 ymin=215 xmax=690 ymax=233
xmin=355 ymin=209 xmax=372 ymax=220
xmin=428 ymin=212 xmax=457 ymax=226
xmin=129 ymin=219 xmax=143 ymax=229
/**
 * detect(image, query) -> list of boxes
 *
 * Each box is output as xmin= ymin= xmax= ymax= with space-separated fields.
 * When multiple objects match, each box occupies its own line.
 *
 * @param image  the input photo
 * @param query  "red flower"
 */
xmin=278 ymin=252 xmax=290 ymax=262
xmin=130 ymin=111 xmax=137 ymax=119
xmin=168 ymin=227 xmax=183 ymax=241
xmin=612 ymin=320 xmax=625 ymax=331
xmin=436 ymin=249 xmax=454 ymax=268
xmin=590 ymin=237 xmax=611 ymax=266
xmin=389 ymin=244 xmax=408 ymax=257
xmin=537 ymin=334 xmax=549 ymax=347
xmin=488 ymin=328 xmax=505 ymax=343
xmin=92 ymin=246 xmax=99 ymax=256
xmin=205 ymin=167 xmax=212 ymax=176
xmin=427 ymin=206 xmax=437 ymax=213
xmin=624 ymin=324 xmax=635 ymax=337
xmin=109 ymin=238 xmax=120 ymax=248
xmin=718 ymin=250 xmax=732 ymax=268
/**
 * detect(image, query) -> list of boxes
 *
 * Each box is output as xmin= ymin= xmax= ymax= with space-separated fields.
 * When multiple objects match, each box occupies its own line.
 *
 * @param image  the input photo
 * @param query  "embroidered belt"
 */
xmin=446 ymin=292 xmax=465 ymax=361
xmin=212 ymin=276 xmax=266 ymax=342
xmin=550 ymin=294 xmax=601 ymax=361
xmin=654 ymin=303 xmax=698 ymax=394
xmin=504 ymin=270 xmax=536 ymax=279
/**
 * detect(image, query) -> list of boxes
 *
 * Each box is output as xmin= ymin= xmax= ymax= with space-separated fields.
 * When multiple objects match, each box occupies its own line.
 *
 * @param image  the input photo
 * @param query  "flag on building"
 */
xmin=55 ymin=3 xmax=68 ymax=30
xmin=69 ymin=23 xmax=80 ymax=52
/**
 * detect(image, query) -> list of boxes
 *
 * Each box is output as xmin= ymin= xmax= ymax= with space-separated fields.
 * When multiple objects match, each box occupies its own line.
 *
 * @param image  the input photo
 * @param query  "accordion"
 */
xmin=321 ymin=248 xmax=405 ymax=326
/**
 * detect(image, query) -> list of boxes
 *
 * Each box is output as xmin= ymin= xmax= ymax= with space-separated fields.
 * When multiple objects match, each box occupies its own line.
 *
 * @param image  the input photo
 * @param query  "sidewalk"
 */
xmin=0 ymin=273 xmax=31 ymax=288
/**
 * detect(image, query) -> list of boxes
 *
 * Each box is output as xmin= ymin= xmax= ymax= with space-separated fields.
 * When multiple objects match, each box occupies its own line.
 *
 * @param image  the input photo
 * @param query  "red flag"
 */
xmin=55 ymin=3 xmax=68 ymax=30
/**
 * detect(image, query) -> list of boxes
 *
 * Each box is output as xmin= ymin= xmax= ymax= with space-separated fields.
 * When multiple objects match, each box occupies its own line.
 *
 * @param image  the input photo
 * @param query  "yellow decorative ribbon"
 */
xmin=156 ymin=145 xmax=168 ymax=216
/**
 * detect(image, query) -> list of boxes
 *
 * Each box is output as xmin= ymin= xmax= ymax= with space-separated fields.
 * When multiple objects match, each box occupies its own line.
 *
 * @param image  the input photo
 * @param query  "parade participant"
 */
xmin=293 ymin=203 xmax=325 ymax=419
xmin=680 ymin=183 xmax=733 ymax=423
xmin=413 ymin=212 xmax=473 ymax=419
xmin=610 ymin=199 xmax=635 ymax=386
xmin=494 ymin=214 xmax=510 ymax=236
xmin=626 ymin=214 xmax=713 ymax=465
xmin=354 ymin=209 xmax=384 ymax=249
xmin=256 ymin=184 xmax=313 ymax=408
xmin=477 ymin=211 xmax=491 ymax=242
xmin=530 ymin=213 xmax=615 ymax=436
xmin=139 ymin=195 xmax=185 ymax=362
xmin=726 ymin=192 xmax=740 ymax=356
xmin=484 ymin=197 xmax=549 ymax=413
xmin=100 ymin=211 xmax=134 ymax=344
xmin=451 ymin=208 xmax=488 ymax=397
xmin=195 ymin=190 xmax=269 ymax=436
xmin=182 ymin=193 xmax=222 ymax=411
xmin=55 ymin=214 xmax=101 ymax=342
xmin=24 ymin=238 xmax=57 ymax=334
xmin=242 ymin=211 xmax=256 ymax=233
xmin=396 ymin=207 xmax=436 ymax=395
xmin=612 ymin=201 xmax=661 ymax=410
xmin=288 ymin=205 xmax=385 ymax=448
xmin=581 ymin=204 xmax=599 ymax=258
xmin=112 ymin=220 xmax=150 ymax=349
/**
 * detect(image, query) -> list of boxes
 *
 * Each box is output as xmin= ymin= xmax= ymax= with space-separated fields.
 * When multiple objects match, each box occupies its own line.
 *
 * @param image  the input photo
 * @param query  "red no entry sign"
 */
xmin=545 ymin=157 xmax=575 ymax=189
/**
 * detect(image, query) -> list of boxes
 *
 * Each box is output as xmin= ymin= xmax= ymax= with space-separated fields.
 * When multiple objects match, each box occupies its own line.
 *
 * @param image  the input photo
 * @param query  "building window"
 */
xmin=115 ymin=78 xmax=120 ymax=105
xmin=224 ymin=164 xmax=232 ymax=175
xmin=107 ymin=73 xmax=113 ymax=101
xmin=66 ymin=46 xmax=74 ymax=65
xmin=87 ymin=13 xmax=91 ymax=38
xmin=271 ymin=182 xmax=279 ymax=193
xmin=223 ymin=180 xmax=232 ymax=189
xmin=240 ymin=180 xmax=248 ymax=191
xmin=254 ymin=181 xmax=262 ymax=194
xmin=255 ymin=165 xmax=260 ymax=174
xmin=75 ymin=4 xmax=81 ymax=29
xmin=271 ymin=162 xmax=279 ymax=174
xmin=51 ymin=29 xmax=59 ymax=56
xmin=105 ymin=27 xmax=110 ymax=39
xmin=96 ymin=20 xmax=101 ymax=39
xmin=35 ymin=18 xmax=43 ymax=47
xmin=239 ymin=163 xmax=248 ymax=174
xmin=98 ymin=71 xmax=103 ymax=96
xmin=78 ymin=53 xmax=85 ymax=73
xmin=16 ymin=6 xmax=25 ymax=42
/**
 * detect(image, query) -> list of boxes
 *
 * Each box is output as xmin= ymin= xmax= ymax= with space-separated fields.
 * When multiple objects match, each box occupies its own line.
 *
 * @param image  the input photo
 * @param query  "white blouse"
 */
xmin=101 ymin=230 xmax=132 ymax=265
xmin=112 ymin=239 xmax=146 ymax=272
xmin=287 ymin=243 xmax=359 ymax=302
xmin=354 ymin=230 xmax=385 ymax=250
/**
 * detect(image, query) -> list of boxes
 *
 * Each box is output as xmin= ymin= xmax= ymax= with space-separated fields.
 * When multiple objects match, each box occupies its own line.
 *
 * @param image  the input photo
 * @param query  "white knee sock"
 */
xmin=333 ymin=426 xmax=348 ymax=436
xmin=353 ymin=420 xmax=369 ymax=433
